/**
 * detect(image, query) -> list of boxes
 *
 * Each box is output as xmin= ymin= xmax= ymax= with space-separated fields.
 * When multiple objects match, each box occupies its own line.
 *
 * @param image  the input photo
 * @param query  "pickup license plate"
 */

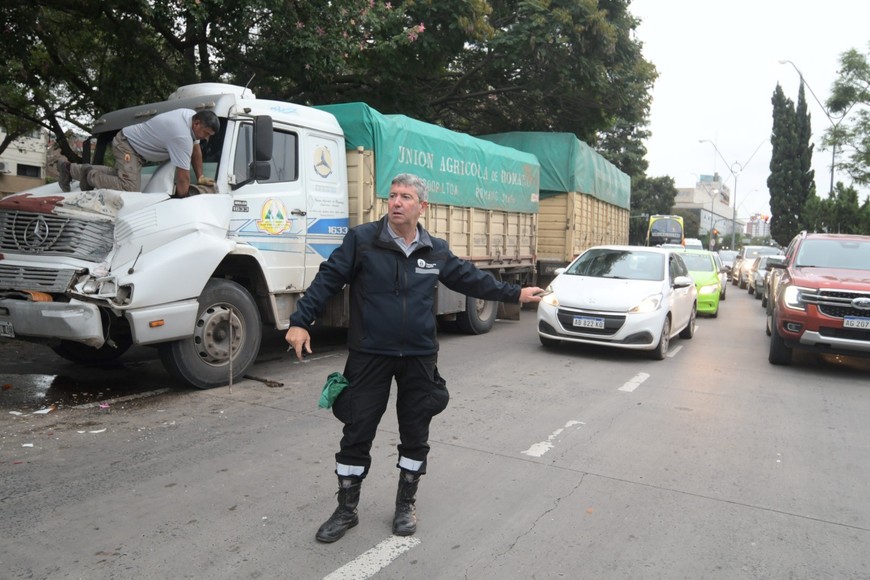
xmin=573 ymin=316 xmax=605 ymax=330
xmin=843 ymin=316 xmax=870 ymax=329
xmin=0 ymin=321 xmax=14 ymax=338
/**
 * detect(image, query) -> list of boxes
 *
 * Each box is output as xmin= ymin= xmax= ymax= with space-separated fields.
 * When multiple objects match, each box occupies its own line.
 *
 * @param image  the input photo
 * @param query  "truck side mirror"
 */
xmin=251 ymin=115 xmax=272 ymax=181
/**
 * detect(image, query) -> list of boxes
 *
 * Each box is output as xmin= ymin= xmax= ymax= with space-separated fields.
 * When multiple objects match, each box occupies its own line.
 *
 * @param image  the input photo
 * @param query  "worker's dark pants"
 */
xmin=332 ymin=351 xmax=449 ymax=479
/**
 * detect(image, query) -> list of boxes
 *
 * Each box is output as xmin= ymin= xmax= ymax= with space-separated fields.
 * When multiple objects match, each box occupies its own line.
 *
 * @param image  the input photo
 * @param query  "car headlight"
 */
xmin=630 ymin=293 xmax=662 ymax=313
xmin=541 ymin=286 xmax=559 ymax=307
xmin=783 ymin=285 xmax=813 ymax=310
xmin=699 ymin=283 xmax=719 ymax=295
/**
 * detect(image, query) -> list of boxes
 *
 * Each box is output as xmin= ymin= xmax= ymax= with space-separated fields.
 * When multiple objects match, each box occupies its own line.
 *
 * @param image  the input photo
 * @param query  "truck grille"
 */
xmin=0 ymin=264 xmax=79 ymax=293
xmin=0 ymin=210 xmax=114 ymax=260
xmin=804 ymin=290 xmax=870 ymax=318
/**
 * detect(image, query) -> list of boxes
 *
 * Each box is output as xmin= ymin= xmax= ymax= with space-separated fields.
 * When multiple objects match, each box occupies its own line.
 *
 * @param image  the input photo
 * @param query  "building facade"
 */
xmin=675 ymin=173 xmax=746 ymax=244
xmin=0 ymin=127 xmax=49 ymax=196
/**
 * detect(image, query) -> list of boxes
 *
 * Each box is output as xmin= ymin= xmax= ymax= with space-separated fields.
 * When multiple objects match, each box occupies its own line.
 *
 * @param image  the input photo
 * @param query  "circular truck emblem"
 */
xmin=313 ymin=146 xmax=333 ymax=178
xmin=21 ymin=216 xmax=51 ymax=249
xmin=851 ymin=296 xmax=870 ymax=310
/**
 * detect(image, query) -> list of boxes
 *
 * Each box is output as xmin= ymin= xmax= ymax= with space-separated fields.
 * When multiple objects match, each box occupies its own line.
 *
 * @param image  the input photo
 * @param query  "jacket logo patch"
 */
xmin=416 ymin=258 xmax=439 ymax=275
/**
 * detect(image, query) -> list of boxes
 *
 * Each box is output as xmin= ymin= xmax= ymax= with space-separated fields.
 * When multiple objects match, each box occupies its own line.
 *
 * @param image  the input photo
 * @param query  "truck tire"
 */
xmin=768 ymin=313 xmax=792 ymax=365
xmin=159 ymin=278 xmax=262 ymax=389
xmin=454 ymin=296 xmax=498 ymax=335
xmin=51 ymin=337 xmax=132 ymax=364
xmin=50 ymin=317 xmax=133 ymax=364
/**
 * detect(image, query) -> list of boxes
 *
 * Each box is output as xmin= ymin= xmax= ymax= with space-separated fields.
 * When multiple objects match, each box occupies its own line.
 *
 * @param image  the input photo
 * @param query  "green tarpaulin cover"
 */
xmin=479 ymin=132 xmax=630 ymax=210
xmin=316 ymin=103 xmax=540 ymax=214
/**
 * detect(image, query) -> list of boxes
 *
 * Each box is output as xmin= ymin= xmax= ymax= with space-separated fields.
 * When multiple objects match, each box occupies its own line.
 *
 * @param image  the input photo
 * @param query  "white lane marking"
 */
xmin=324 ymin=536 xmax=421 ymax=580
xmin=667 ymin=344 xmax=683 ymax=358
xmin=618 ymin=372 xmax=650 ymax=393
xmin=521 ymin=420 xmax=585 ymax=457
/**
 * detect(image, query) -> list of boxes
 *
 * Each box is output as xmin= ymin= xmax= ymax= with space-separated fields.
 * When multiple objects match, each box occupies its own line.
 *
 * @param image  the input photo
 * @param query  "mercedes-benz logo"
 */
xmin=851 ymin=296 xmax=870 ymax=311
xmin=21 ymin=216 xmax=51 ymax=249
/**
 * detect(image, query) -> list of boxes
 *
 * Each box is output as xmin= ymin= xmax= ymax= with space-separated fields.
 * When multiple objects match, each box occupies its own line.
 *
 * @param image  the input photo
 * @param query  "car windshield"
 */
xmin=795 ymin=239 xmax=870 ymax=269
xmin=567 ymin=249 xmax=664 ymax=281
xmin=681 ymin=253 xmax=715 ymax=272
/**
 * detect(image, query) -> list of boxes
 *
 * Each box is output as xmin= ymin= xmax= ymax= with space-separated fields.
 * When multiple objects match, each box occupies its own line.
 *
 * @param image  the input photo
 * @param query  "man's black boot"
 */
xmin=392 ymin=471 xmax=420 ymax=536
xmin=316 ymin=477 xmax=361 ymax=543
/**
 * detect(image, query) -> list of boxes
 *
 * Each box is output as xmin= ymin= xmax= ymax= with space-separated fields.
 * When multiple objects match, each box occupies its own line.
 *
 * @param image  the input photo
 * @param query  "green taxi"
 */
xmin=674 ymin=249 xmax=723 ymax=317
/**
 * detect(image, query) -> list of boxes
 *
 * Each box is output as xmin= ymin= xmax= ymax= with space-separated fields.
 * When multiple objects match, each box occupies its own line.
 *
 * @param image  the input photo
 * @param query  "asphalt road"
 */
xmin=2 ymin=289 xmax=869 ymax=579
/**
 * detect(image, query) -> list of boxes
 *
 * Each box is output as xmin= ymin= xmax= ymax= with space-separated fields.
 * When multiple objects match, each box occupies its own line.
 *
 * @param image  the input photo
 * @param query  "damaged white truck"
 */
xmin=0 ymin=84 xmax=540 ymax=388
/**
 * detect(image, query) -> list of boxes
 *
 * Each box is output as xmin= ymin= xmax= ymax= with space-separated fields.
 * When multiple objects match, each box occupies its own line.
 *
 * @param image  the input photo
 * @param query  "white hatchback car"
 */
xmin=537 ymin=245 xmax=698 ymax=359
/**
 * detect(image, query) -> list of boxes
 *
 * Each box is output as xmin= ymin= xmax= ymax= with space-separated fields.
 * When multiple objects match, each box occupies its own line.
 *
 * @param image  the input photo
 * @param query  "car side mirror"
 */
xmin=673 ymin=275 xmax=694 ymax=288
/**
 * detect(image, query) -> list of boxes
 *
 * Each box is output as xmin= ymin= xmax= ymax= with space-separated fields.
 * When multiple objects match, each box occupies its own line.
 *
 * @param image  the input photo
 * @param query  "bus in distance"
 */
xmin=647 ymin=214 xmax=685 ymax=246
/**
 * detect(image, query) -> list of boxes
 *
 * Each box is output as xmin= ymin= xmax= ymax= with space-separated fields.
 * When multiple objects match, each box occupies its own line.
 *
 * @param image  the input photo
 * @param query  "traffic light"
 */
xmin=712 ymin=229 xmax=719 ymax=237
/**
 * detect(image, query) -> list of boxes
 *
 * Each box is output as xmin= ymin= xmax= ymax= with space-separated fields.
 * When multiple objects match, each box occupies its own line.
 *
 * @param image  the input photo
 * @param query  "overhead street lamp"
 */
xmin=778 ymin=59 xmax=843 ymax=195
xmin=699 ymin=139 xmax=766 ymax=249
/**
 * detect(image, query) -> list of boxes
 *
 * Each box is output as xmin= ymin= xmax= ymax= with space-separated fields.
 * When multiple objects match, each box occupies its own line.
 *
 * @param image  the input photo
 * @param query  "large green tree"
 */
xmin=768 ymin=83 xmax=814 ymax=245
xmin=627 ymin=175 xmax=677 ymax=244
xmin=0 ymin=0 xmax=656 ymax=179
xmin=825 ymin=46 xmax=870 ymax=186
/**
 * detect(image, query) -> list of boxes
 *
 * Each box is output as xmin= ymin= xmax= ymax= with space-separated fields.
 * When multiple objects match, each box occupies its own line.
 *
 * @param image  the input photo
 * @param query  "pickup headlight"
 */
xmin=783 ymin=285 xmax=813 ymax=310
xmin=630 ymin=293 xmax=662 ymax=313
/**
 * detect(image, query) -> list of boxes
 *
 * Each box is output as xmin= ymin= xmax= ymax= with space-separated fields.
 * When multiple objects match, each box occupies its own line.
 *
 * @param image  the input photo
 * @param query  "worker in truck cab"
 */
xmin=285 ymin=172 xmax=544 ymax=543
xmin=57 ymin=109 xmax=219 ymax=197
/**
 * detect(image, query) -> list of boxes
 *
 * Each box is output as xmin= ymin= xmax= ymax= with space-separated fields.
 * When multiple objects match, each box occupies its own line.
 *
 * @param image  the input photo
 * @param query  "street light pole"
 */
xmin=699 ymin=139 xmax=765 ymax=249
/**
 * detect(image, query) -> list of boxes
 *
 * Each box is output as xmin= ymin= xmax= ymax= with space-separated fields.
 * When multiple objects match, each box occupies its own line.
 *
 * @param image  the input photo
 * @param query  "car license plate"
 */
xmin=844 ymin=316 xmax=870 ymax=329
xmin=573 ymin=316 xmax=605 ymax=330
xmin=0 ymin=320 xmax=14 ymax=338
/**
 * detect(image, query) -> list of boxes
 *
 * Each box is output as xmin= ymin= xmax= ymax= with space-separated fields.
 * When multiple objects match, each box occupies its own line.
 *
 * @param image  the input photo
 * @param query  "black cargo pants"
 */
xmin=331 ymin=350 xmax=449 ymax=478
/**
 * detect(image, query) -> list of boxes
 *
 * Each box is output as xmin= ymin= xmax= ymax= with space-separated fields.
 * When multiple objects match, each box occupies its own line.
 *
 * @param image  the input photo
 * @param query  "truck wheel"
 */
xmin=454 ymin=296 xmax=497 ymax=335
xmin=51 ymin=337 xmax=132 ymax=364
xmin=159 ymin=279 xmax=262 ymax=389
xmin=768 ymin=315 xmax=792 ymax=365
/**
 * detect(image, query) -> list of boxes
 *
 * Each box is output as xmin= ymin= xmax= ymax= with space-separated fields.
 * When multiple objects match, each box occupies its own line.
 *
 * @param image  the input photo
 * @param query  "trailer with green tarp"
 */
xmin=316 ymin=102 xmax=541 ymax=332
xmin=479 ymin=132 xmax=630 ymax=287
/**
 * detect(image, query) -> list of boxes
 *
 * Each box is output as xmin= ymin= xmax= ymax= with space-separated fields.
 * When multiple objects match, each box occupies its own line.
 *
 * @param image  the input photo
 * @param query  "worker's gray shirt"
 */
xmin=124 ymin=109 xmax=198 ymax=169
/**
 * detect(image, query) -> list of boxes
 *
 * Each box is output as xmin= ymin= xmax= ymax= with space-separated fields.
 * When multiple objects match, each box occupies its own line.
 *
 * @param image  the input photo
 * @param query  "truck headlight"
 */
xmin=783 ymin=285 xmax=812 ymax=310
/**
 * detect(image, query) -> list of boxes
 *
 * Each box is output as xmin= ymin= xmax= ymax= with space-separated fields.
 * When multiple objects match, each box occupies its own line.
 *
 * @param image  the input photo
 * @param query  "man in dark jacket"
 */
xmin=286 ymin=173 xmax=543 ymax=543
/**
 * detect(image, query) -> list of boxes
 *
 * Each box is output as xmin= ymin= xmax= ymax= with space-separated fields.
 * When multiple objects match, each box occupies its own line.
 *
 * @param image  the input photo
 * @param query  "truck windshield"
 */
xmin=796 ymin=239 xmax=870 ymax=269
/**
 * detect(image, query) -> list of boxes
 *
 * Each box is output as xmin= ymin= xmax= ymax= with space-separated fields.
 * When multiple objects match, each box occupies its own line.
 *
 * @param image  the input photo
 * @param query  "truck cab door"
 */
xmin=228 ymin=121 xmax=307 ymax=293
xmin=301 ymin=133 xmax=348 ymax=287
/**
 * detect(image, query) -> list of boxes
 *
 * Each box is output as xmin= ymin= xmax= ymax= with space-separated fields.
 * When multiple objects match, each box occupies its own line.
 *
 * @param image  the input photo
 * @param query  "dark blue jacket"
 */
xmin=289 ymin=216 xmax=521 ymax=356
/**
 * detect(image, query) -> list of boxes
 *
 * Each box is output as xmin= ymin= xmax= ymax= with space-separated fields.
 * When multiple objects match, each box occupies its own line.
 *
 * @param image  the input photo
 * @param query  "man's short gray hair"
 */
xmin=391 ymin=173 xmax=428 ymax=203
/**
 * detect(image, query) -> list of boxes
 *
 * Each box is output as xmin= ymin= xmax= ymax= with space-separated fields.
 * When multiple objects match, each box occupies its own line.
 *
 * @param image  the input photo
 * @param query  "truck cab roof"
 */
xmin=91 ymin=83 xmax=342 ymax=137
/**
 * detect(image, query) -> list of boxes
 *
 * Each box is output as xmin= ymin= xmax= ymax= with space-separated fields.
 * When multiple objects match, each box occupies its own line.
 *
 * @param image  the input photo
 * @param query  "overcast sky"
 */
xmin=630 ymin=0 xmax=870 ymax=220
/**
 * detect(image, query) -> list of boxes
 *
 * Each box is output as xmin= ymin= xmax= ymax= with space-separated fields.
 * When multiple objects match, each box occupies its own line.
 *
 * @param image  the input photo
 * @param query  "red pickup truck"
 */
xmin=766 ymin=231 xmax=870 ymax=365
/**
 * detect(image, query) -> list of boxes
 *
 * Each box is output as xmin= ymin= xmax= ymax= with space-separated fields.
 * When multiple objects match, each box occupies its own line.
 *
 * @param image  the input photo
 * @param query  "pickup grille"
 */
xmin=0 ymin=210 xmax=114 ymax=260
xmin=803 ymin=290 xmax=870 ymax=318
xmin=0 ymin=264 xmax=79 ymax=293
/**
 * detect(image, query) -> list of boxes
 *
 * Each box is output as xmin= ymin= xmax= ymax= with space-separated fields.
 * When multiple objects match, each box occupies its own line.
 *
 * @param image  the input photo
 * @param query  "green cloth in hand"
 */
xmin=319 ymin=372 xmax=349 ymax=409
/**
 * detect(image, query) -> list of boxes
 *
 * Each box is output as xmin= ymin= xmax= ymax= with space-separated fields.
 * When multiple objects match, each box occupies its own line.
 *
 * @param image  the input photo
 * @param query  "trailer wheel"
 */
xmin=454 ymin=296 xmax=498 ymax=335
xmin=159 ymin=278 xmax=262 ymax=389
